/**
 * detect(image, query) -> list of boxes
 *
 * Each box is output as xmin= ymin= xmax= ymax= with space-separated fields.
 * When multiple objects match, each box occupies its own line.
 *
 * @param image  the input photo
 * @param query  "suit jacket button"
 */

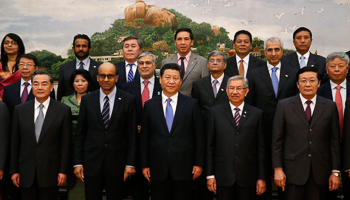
xmin=235 ymin=144 xmax=238 ymax=147
xmin=309 ymin=129 xmax=312 ymax=131
xmin=105 ymin=144 xmax=107 ymax=147
xmin=169 ymin=137 xmax=171 ymax=140
xmin=309 ymin=141 xmax=312 ymax=144
xmin=36 ymin=146 xmax=38 ymax=148
xmin=105 ymin=131 xmax=108 ymax=134
xmin=308 ymin=154 xmax=311 ymax=157
xmin=235 ymin=156 xmax=238 ymax=159
xmin=236 ymin=132 xmax=239 ymax=135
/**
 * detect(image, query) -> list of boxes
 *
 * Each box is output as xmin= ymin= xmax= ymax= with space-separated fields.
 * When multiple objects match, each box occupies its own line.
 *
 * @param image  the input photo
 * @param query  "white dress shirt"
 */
xmin=162 ymin=92 xmax=178 ymax=117
xmin=99 ymin=86 xmax=117 ymax=119
xmin=296 ymin=51 xmax=310 ymax=68
xmin=235 ymin=53 xmax=250 ymax=77
xmin=267 ymin=62 xmax=281 ymax=81
xmin=125 ymin=61 xmax=138 ymax=79
xmin=75 ymin=57 xmax=90 ymax=71
xmin=211 ymin=73 xmax=225 ymax=94
xmin=330 ymin=80 xmax=347 ymax=114
xmin=34 ymin=97 xmax=50 ymax=123
xmin=299 ymin=93 xmax=316 ymax=115
xmin=140 ymin=76 xmax=155 ymax=100
xmin=20 ymin=78 xmax=32 ymax=98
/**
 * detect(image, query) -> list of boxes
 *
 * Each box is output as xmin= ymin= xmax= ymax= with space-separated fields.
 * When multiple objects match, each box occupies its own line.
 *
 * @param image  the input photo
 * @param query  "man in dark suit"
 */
xmin=161 ymin=28 xmax=209 ymax=97
xmin=57 ymin=34 xmax=100 ymax=101
xmin=318 ymin=52 xmax=350 ymax=200
xmin=246 ymin=37 xmax=298 ymax=200
xmin=122 ymin=51 xmax=161 ymax=200
xmin=74 ymin=62 xmax=137 ymax=200
xmin=115 ymin=36 xmax=142 ymax=89
xmin=10 ymin=69 xmax=72 ymax=200
xmin=281 ymin=27 xmax=327 ymax=83
xmin=224 ymin=30 xmax=266 ymax=77
xmin=140 ymin=63 xmax=205 ymax=200
xmin=0 ymin=102 xmax=10 ymax=181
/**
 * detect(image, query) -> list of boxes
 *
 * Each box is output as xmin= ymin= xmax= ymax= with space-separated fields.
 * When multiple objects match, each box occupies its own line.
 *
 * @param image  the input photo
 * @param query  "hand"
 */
xmin=192 ymin=166 xmax=202 ymax=180
xmin=11 ymin=173 xmax=20 ymax=188
xmin=124 ymin=167 xmax=136 ymax=181
xmin=142 ymin=168 xmax=151 ymax=182
xmin=256 ymin=179 xmax=266 ymax=196
xmin=0 ymin=169 xmax=3 ymax=180
xmin=348 ymin=171 xmax=350 ymax=179
xmin=74 ymin=166 xmax=84 ymax=182
xmin=138 ymin=125 xmax=141 ymax=133
xmin=274 ymin=168 xmax=286 ymax=191
xmin=57 ymin=173 xmax=67 ymax=186
xmin=329 ymin=174 xmax=340 ymax=191
xmin=207 ymin=178 xmax=217 ymax=193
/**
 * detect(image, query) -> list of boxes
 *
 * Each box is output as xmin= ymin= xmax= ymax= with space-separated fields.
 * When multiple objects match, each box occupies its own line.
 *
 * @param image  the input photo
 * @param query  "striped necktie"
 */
xmin=102 ymin=96 xmax=110 ymax=129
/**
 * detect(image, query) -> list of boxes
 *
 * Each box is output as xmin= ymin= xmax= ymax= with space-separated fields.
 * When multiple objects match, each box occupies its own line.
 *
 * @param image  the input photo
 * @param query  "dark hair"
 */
xmin=69 ymin=69 xmax=92 ymax=92
xmin=160 ymin=63 xmax=182 ymax=79
xmin=73 ymin=34 xmax=91 ymax=48
xmin=1 ymin=33 xmax=25 ymax=73
xmin=31 ymin=69 xmax=53 ymax=84
xmin=293 ymin=27 xmax=312 ymax=40
xmin=16 ymin=53 xmax=39 ymax=68
xmin=296 ymin=66 xmax=320 ymax=82
xmin=174 ymin=28 xmax=193 ymax=40
xmin=233 ymin=30 xmax=252 ymax=43
xmin=122 ymin=36 xmax=142 ymax=49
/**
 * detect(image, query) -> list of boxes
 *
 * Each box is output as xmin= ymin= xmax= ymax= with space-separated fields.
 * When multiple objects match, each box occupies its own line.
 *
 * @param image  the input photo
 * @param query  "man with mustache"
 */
xmin=57 ymin=34 xmax=101 ymax=101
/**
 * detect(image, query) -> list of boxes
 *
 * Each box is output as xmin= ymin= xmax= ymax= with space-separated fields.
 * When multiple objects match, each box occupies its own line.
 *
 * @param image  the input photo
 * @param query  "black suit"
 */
xmin=74 ymin=89 xmax=137 ymax=200
xmin=317 ymin=80 xmax=350 ymax=100
xmin=57 ymin=58 xmax=100 ymax=101
xmin=115 ymin=61 xmax=140 ymax=89
xmin=224 ymin=54 xmax=266 ymax=77
xmin=10 ymin=99 xmax=72 ymax=199
xmin=0 ymin=102 xmax=10 ymax=171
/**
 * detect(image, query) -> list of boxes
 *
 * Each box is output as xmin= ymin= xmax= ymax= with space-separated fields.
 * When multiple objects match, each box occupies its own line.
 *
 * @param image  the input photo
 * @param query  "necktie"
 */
xmin=35 ymin=104 xmax=44 ymax=142
xmin=180 ymin=57 xmax=186 ymax=78
xmin=335 ymin=85 xmax=343 ymax=138
xmin=165 ymin=98 xmax=173 ymax=133
xmin=213 ymin=80 xmax=218 ymax=97
xmin=234 ymin=107 xmax=240 ymax=126
xmin=239 ymin=60 xmax=244 ymax=77
xmin=271 ymin=67 xmax=279 ymax=98
xmin=142 ymin=80 xmax=150 ymax=108
xmin=102 ymin=96 xmax=110 ymax=129
xmin=305 ymin=100 xmax=312 ymax=122
xmin=127 ymin=64 xmax=134 ymax=82
xmin=21 ymin=82 xmax=29 ymax=103
xmin=79 ymin=61 xmax=84 ymax=70
xmin=300 ymin=56 xmax=306 ymax=68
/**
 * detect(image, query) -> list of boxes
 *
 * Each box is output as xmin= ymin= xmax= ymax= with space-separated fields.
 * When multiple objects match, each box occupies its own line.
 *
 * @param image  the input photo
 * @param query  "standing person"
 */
xmin=161 ymin=28 xmax=209 ymax=97
xmin=57 ymin=34 xmax=100 ymax=101
xmin=0 ymin=102 xmax=10 ymax=200
xmin=272 ymin=66 xmax=341 ymax=200
xmin=0 ymin=33 xmax=25 ymax=100
xmin=10 ymin=69 xmax=72 ymax=200
xmin=224 ymin=30 xmax=266 ymax=77
xmin=73 ymin=62 xmax=137 ymax=200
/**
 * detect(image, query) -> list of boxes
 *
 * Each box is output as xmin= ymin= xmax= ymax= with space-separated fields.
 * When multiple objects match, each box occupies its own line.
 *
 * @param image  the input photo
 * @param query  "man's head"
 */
xmin=136 ymin=51 xmax=157 ymax=80
xmin=72 ymin=34 xmax=91 ymax=61
xmin=233 ymin=30 xmax=252 ymax=57
xmin=122 ymin=36 xmax=142 ymax=63
xmin=293 ymin=27 xmax=312 ymax=55
xmin=17 ymin=54 xmax=38 ymax=81
xmin=264 ymin=37 xmax=283 ymax=66
xmin=159 ymin=63 xmax=182 ymax=97
xmin=326 ymin=52 xmax=350 ymax=85
xmin=207 ymin=50 xmax=227 ymax=75
xmin=31 ymin=69 xmax=54 ymax=103
xmin=174 ymin=28 xmax=194 ymax=57
xmin=296 ymin=66 xmax=321 ymax=100
xmin=97 ymin=62 xmax=118 ymax=95
xmin=226 ymin=75 xmax=249 ymax=107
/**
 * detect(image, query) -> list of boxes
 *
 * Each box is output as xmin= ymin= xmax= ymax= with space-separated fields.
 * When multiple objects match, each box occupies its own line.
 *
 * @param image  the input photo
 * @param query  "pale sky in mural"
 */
xmin=0 ymin=0 xmax=349 ymax=57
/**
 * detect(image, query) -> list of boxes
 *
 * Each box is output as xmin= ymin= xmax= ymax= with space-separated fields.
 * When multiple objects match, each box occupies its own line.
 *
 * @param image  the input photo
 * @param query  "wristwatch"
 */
xmin=332 ymin=172 xmax=340 ymax=177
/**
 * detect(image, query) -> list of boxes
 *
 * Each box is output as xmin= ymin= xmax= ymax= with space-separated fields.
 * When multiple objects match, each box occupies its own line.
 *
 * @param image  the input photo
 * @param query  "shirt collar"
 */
xmin=125 ymin=60 xmax=138 ymax=67
xmin=235 ymin=53 xmax=250 ymax=64
xmin=35 ymin=97 xmax=50 ymax=108
xmin=299 ymin=93 xmax=317 ymax=104
xmin=140 ymin=76 xmax=155 ymax=85
xmin=20 ymin=78 xmax=31 ymax=85
xmin=330 ymin=79 xmax=347 ymax=90
xmin=162 ymin=92 xmax=178 ymax=104
xmin=267 ymin=62 xmax=281 ymax=71
xmin=99 ymin=86 xmax=117 ymax=101
xmin=177 ymin=51 xmax=191 ymax=61
xmin=296 ymin=51 xmax=310 ymax=59
xmin=211 ymin=73 xmax=225 ymax=84
xmin=76 ymin=57 xmax=89 ymax=66
xmin=229 ymin=101 xmax=245 ymax=112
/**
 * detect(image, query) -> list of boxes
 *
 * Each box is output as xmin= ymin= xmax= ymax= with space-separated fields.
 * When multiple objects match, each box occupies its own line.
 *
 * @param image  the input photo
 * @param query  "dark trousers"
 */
xmin=21 ymin=177 xmax=57 ymax=200
xmin=217 ymin=183 xmax=257 ymax=200
xmin=151 ymin=173 xmax=193 ymax=200
xmin=125 ymin=169 xmax=149 ymax=200
xmin=193 ymin=173 xmax=214 ymax=200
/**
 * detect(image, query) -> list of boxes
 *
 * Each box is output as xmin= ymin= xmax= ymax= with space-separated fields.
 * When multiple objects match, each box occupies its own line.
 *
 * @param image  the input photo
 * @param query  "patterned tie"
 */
xmin=213 ymin=79 xmax=218 ymax=97
xmin=102 ymin=96 xmax=110 ymax=129
xmin=21 ymin=82 xmax=29 ymax=103
xmin=35 ymin=104 xmax=44 ymax=142
xmin=239 ymin=60 xmax=244 ymax=77
xmin=335 ymin=85 xmax=343 ymax=138
xmin=305 ymin=100 xmax=312 ymax=122
xmin=127 ymin=64 xmax=134 ymax=82
xmin=165 ymin=98 xmax=173 ymax=133
xmin=271 ymin=67 xmax=279 ymax=98
xmin=234 ymin=107 xmax=240 ymax=126
xmin=79 ymin=61 xmax=84 ymax=70
xmin=180 ymin=57 xmax=186 ymax=78
xmin=142 ymin=80 xmax=150 ymax=108
xmin=300 ymin=56 xmax=306 ymax=68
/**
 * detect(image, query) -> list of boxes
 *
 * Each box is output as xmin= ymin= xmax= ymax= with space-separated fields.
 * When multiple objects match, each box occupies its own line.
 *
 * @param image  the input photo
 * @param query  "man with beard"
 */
xmin=57 ymin=34 xmax=101 ymax=101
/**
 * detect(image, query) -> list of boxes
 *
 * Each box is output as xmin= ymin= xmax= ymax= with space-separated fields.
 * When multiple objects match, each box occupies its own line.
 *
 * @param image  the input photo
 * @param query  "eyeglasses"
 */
xmin=98 ymin=74 xmax=115 ymax=80
xmin=19 ymin=63 xmax=35 ymax=67
xmin=228 ymin=87 xmax=246 ymax=92
xmin=209 ymin=59 xmax=223 ymax=63
xmin=298 ymin=79 xmax=318 ymax=85
xmin=4 ymin=41 xmax=18 ymax=45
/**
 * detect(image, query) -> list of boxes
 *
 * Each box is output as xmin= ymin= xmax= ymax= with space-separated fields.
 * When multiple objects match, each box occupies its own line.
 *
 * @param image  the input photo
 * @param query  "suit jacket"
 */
xmin=272 ymin=95 xmax=341 ymax=185
xmin=10 ymin=99 xmax=72 ymax=188
xmin=346 ymin=51 xmax=350 ymax=80
xmin=57 ymin=58 xmax=100 ymax=101
xmin=161 ymin=53 xmax=209 ymax=97
xmin=140 ymin=93 xmax=205 ymax=181
xmin=115 ymin=61 xmax=140 ymax=89
xmin=343 ymin=96 xmax=350 ymax=169
xmin=191 ymin=74 xmax=229 ymax=123
xmin=206 ymin=102 xmax=266 ymax=188
xmin=224 ymin=54 xmax=266 ymax=77
xmin=74 ymin=89 xmax=137 ymax=177
xmin=3 ymin=80 xmax=55 ymax=118
xmin=317 ymin=80 xmax=350 ymax=100
xmin=281 ymin=52 xmax=328 ymax=83
xmin=0 ymin=102 xmax=10 ymax=171
xmin=122 ymin=75 xmax=162 ymax=125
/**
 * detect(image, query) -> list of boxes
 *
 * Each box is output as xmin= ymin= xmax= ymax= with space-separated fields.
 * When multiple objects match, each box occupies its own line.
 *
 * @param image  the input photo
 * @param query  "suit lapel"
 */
xmin=118 ymin=61 xmax=127 ymax=84
xmin=154 ymin=95 xmax=169 ymax=134
xmin=291 ymin=95 xmax=309 ymax=127
xmin=92 ymin=90 xmax=104 ymax=127
xmin=259 ymin=66 xmax=275 ymax=95
xmin=132 ymin=77 xmax=142 ymax=107
xmin=152 ymin=77 xmax=162 ymax=97
xmin=109 ymin=89 xmax=123 ymax=129
xmin=237 ymin=103 xmax=251 ymax=130
xmin=277 ymin=66 xmax=291 ymax=96
xmin=184 ymin=54 xmax=197 ymax=82
xmin=25 ymin=100 xmax=36 ymax=144
xmin=323 ymin=82 xmax=333 ymax=100
xmin=170 ymin=93 xmax=187 ymax=134
xmin=37 ymin=100 xmax=56 ymax=144
xmin=216 ymin=75 xmax=229 ymax=99
xmin=228 ymin=56 xmax=239 ymax=75
xmin=310 ymin=96 xmax=326 ymax=128
xmin=88 ymin=58 xmax=98 ymax=78
xmin=203 ymin=76 xmax=215 ymax=99
xmin=346 ymin=81 xmax=350 ymax=97
xmin=223 ymin=102 xmax=237 ymax=128
xmin=307 ymin=53 xmax=317 ymax=67
xmin=13 ymin=81 xmax=21 ymax=105
xmin=290 ymin=53 xmax=301 ymax=70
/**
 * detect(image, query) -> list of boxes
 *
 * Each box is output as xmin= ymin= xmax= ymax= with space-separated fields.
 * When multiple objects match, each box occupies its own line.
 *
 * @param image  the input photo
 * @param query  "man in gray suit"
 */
xmin=161 ymin=28 xmax=209 ymax=97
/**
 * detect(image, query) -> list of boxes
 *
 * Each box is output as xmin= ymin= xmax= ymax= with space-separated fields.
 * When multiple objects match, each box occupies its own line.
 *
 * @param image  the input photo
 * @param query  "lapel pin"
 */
xmin=94 ymin=66 xmax=96 ymax=68
xmin=311 ymin=65 xmax=314 ymax=67
xmin=221 ymin=89 xmax=224 ymax=91
xmin=285 ymin=75 xmax=288 ymax=77
xmin=158 ymin=91 xmax=160 ymax=95
xmin=244 ymin=111 xmax=246 ymax=114
xmin=243 ymin=115 xmax=246 ymax=117
xmin=118 ymin=98 xmax=121 ymax=100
